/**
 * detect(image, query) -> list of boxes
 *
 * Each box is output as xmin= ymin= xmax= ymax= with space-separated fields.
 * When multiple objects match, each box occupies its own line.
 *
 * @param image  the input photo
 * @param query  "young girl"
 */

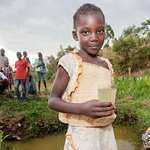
xmin=35 ymin=52 xmax=48 ymax=92
xmin=3 ymin=61 xmax=14 ymax=91
xmin=48 ymin=3 xmax=117 ymax=150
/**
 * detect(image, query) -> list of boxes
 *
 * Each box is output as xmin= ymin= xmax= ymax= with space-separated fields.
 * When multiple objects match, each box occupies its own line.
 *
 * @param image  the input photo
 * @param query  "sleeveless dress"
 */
xmin=58 ymin=49 xmax=118 ymax=150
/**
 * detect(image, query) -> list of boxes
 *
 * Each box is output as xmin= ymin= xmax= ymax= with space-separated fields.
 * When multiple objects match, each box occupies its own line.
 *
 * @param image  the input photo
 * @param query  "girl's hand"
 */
xmin=80 ymin=100 xmax=116 ymax=119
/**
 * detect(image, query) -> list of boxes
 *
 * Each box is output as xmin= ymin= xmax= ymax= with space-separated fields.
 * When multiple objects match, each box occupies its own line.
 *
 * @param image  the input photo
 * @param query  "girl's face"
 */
xmin=5 ymin=62 xmax=9 ymax=67
xmin=73 ymin=12 xmax=105 ymax=56
xmin=38 ymin=53 xmax=42 ymax=58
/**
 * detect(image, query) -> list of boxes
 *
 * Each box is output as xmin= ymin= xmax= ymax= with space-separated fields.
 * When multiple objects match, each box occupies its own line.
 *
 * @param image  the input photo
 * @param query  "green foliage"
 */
xmin=122 ymin=25 xmax=136 ymax=37
xmin=140 ymin=19 xmax=150 ymax=36
xmin=0 ymin=94 xmax=67 ymax=138
xmin=57 ymin=50 xmax=65 ymax=59
xmin=64 ymin=45 xmax=76 ymax=54
xmin=111 ymin=34 xmax=150 ymax=75
xmin=114 ymin=77 xmax=150 ymax=134
xmin=115 ymin=76 xmax=150 ymax=100
xmin=103 ymin=43 xmax=109 ymax=48
xmin=46 ymin=45 xmax=76 ymax=82
xmin=46 ymin=55 xmax=57 ymax=80
xmin=105 ymin=23 xmax=114 ymax=44
xmin=57 ymin=45 xmax=76 ymax=58
xmin=49 ymin=72 xmax=57 ymax=83
xmin=112 ymin=36 xmax=136 ymax=75
xmin=121 ymin=19 xmax=150 ymax=38
xmin=112 ymin=36 xmax=137 ymax=60
xmin=0 ymin=130 xmax=9 ymax=150
xmin=132 ymin=45 xmax=150 ymax=70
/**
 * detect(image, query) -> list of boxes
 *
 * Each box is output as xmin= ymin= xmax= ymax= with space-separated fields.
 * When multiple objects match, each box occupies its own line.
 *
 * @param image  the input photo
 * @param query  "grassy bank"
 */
xmin=0 ymin=90 xmax=67 ymax=140
xmin=0 ymin=76 xmax=150 ymax=141
xmin=114 ymin=76 xmax=150 ymax=137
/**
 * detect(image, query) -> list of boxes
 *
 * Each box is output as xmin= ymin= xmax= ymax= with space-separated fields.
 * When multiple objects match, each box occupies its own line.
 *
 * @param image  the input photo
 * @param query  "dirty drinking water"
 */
xmin=8 ymin=125 xmax=142 ymax=150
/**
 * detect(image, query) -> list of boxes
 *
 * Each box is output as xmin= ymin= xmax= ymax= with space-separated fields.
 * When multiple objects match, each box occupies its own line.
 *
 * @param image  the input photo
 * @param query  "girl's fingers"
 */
xmin=96 ymin=111 xmax=114 ymax=118
xmin=93 ymin=105 xmax=115 ymax=112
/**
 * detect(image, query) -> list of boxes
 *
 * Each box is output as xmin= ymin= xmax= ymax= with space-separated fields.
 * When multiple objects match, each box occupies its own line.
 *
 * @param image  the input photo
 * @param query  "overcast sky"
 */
xmin=0 ymin=0 xmax=150 ymax=66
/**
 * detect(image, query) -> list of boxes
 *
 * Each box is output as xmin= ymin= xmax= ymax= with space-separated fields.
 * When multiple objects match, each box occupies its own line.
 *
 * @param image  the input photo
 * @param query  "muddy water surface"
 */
xmin=8 ymin=125 xmax=142 ymax=150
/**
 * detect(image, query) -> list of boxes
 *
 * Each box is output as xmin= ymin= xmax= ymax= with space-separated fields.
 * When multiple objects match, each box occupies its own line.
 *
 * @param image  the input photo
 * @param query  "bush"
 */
xmin=104 ymin=43 xmax=109 ymax=48
xmin=111 ymin=35 xmax=150 ymax=75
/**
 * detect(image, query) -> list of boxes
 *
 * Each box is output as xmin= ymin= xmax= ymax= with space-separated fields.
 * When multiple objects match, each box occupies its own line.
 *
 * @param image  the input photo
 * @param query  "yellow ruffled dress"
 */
xmin=58 ymin=49 xmax=118 ymax=150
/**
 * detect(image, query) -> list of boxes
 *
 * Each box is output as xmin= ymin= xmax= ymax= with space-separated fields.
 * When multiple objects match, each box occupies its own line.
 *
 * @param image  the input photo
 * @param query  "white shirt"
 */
xmin=0 ymin=72 xmax=7 ymax=80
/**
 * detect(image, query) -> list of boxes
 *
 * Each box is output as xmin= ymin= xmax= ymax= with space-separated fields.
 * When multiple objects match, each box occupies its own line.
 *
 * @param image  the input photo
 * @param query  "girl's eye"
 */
xmin=82 ymin=31 xmax=89 ymax=35
xmin=97 ymin=30 xmax=103 ymax=34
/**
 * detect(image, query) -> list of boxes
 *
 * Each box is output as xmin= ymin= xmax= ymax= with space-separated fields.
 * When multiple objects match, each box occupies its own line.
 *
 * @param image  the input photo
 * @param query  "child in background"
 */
xmin=48 ymin=3 xmax=117 ymax=150
xmin=15 ymin=52 xmax=29 ymax=103
xmin=2 ymin=61 xmax=14 ymax=91
xmin=25 ymin=57 xmax=37 ymax=96
xmin=35 ymin=52 xmax=48 ymax=93
xmin=23 ymin=51 xmax=31 ymax=64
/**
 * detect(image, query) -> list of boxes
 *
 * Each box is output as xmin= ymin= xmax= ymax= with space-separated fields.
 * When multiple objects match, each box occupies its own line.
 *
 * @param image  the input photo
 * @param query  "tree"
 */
xmin=46 ymin=55 xmax=57 ymax=80
xmin=122 ymin=25 xmax=136 ymax=37
xmin=105 ymin=23 xmax=115 ymax=45
xmin=140 ymin=19 xmax=150 ymax=36
xmin=57 ymin=45 xmax=76 ymax=58
xmin=112 ymin=36 xmax=137 ymax=63
xmin=130 ymin=20 xmax=150 ymax=38
xmin=57 ymin=50 xmax=65 ymax=59
xmin=57 ymin=45 xmax=65 ymax=58
xmin=64 ymin=45 xmax=76 ymax=54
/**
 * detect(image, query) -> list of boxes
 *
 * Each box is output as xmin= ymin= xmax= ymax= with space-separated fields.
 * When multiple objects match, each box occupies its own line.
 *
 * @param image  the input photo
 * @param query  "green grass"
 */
xmin=0 ymin=90 xmax=66 ymax=137
xmin=114 ymin=76 xmax=150 ymax=136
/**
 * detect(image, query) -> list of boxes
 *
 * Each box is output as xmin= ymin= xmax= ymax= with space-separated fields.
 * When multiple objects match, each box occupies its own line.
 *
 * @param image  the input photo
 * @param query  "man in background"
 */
xmin=0 ymin=48 xmax=8 ymax=70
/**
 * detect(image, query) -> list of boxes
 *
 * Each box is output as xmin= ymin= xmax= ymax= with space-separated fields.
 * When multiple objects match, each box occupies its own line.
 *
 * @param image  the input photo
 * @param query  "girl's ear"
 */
xmin=72 ymin=31 xmax=78 ymax=41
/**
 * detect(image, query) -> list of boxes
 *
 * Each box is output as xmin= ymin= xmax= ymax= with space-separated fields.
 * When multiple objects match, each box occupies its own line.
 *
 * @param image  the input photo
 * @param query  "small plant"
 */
xmin=0 ymin=129 xmax=9 ymax=150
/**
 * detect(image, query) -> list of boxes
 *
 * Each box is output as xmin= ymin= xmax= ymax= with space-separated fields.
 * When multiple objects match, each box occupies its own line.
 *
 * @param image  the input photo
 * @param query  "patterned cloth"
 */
xmin=35 ymin=59 xmax=48 ymax=72
xmin=142 ymin=127 xmax=150 ymax=148
xmin=39 ymin=60 xmax=46 ymax=73
xmin=64 ymin=125 xmax=117 ymax=150
xmin=3 ymin=67 xmax=14 ymax=85
xmin=0 ymin=55 xmax=8 ymax=70
xmin=58 ymin=49 xmax=117 ymax=150
xmin=58 ymin=50 xmax=116 ymax=126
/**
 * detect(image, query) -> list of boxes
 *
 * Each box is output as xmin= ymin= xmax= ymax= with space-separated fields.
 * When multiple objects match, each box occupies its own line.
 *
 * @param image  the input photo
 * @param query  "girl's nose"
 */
xmin=90 ymin=33 xmax=98 ymax=42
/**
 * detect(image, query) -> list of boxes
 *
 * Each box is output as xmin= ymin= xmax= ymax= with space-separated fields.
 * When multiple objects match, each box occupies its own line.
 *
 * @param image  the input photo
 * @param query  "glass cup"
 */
xmin=98 ymin=84 xmax=117 ymax=103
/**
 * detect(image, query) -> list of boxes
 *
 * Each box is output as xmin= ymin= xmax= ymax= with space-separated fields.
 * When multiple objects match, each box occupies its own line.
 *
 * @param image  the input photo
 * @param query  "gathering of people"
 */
xmin=0 ymin=48 xmax=48 ymax=103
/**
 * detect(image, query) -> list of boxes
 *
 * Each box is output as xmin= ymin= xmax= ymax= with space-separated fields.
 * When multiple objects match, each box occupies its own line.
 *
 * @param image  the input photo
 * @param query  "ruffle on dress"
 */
xmin=58 ymin=49 xmax=116 ymax=126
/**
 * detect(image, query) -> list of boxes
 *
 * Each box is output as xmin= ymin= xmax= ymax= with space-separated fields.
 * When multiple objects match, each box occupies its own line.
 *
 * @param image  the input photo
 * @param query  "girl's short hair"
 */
xmin=73 ymin=3 xmax=105 ymax=29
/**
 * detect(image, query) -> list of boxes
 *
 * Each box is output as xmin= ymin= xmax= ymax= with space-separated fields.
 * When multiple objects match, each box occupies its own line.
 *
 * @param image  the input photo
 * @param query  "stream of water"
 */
xmin=8 ymin=125 xmax=142 ymax=150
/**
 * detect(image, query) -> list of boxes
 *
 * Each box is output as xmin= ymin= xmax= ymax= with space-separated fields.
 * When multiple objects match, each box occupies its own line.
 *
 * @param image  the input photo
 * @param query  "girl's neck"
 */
xmin=76 ymin=49 xmax=108 ymax=68
xmin=77 ymin=50 xmax=98 ymax=59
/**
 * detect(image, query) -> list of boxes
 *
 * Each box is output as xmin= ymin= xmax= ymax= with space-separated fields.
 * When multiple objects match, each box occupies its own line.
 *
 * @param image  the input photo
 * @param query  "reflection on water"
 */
xmin=8 ymin=125 xmax=142 ymax=150
xmin=114 ymin=125 xmax=141 ymax=150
